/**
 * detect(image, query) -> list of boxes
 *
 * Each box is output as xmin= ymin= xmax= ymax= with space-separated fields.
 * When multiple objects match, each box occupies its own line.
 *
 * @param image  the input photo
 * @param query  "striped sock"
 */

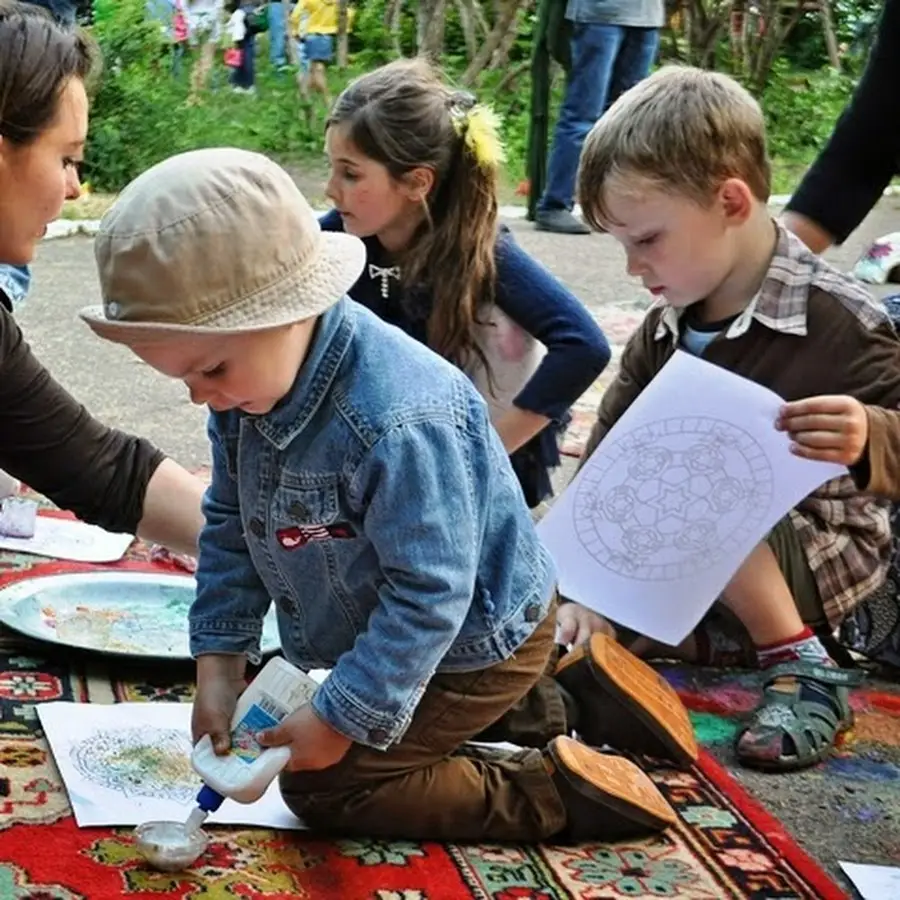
xmin=756 ymin=626 xmax=833 ymax=669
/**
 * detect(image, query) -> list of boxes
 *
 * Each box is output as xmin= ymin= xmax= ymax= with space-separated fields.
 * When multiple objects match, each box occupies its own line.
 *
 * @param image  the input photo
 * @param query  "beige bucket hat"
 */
xmin=80 ymin=147 xmax=366 ymax=345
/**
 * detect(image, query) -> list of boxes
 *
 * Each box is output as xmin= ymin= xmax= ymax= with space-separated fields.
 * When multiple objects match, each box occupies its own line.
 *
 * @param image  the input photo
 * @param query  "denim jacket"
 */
xmin=191 ymin=298 xmax=557 ymax=750
xmin=0 ymin=265 xmax=31 ymax=311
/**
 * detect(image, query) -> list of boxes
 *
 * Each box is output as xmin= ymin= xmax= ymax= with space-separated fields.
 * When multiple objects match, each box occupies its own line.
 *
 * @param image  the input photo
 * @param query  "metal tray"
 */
xmin=0 ymin=571 xmax=280 ymax=660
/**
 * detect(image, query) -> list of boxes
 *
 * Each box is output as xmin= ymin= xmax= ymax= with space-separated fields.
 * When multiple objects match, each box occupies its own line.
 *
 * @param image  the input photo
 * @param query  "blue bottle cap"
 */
xmin=196 ymin=784 xmax=225 ymax=812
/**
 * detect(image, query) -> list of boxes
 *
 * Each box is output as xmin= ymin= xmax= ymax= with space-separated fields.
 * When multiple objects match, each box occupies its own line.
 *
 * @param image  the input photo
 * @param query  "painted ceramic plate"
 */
xmin=0 ymin=572 xmax=281 ymax=659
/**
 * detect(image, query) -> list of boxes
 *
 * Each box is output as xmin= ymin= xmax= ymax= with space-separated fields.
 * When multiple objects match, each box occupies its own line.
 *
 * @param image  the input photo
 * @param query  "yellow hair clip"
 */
xmin=454 ymin=103 xmax=506 ymax=170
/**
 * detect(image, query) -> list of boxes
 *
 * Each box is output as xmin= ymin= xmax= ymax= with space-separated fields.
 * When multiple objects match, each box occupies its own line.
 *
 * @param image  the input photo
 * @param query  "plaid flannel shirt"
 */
xmin=584 ymin=223 xmax=900 ymax=625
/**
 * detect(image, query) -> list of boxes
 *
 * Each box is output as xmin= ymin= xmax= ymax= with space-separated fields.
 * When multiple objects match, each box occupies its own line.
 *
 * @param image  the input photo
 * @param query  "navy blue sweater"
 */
xmin=320 ymin=209 xmax=610 ymax=503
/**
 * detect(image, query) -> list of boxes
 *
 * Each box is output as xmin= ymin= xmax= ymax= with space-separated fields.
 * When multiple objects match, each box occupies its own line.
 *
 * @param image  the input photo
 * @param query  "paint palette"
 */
xmin=0 ymin=572 xmax=281 ymax=659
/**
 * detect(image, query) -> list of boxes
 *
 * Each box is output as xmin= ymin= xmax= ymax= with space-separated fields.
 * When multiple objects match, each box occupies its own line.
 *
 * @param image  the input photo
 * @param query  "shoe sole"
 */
xmin=556 ymin=633 xmax=699 ymax=767
xmin=548 ymin=735 xmax=677 ymax=830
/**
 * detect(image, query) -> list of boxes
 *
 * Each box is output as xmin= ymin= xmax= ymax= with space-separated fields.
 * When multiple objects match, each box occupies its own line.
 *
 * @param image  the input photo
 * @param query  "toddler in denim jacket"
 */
xmin=81 ymin=147 xmax=693 ymax=841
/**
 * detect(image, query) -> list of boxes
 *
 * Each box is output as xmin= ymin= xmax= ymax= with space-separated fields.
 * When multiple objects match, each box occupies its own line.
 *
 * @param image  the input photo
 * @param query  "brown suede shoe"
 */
xmin=555 ymin=633 xmax=698 ymax=768
xmin=544 ymin=736 xmax=677 ymax=841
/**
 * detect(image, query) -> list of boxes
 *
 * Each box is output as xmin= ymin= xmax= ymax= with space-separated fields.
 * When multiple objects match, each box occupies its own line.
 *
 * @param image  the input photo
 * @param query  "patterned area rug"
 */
xmin=0 ymin=542 xmax=849 ymax=899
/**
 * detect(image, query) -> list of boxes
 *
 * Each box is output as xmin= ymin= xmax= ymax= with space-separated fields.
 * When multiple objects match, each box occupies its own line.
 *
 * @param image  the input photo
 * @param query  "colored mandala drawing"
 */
xmin=69 ymin=727 xmax=199 ymax=802
xmin=574 ymin=418 xmax=774 ymax=581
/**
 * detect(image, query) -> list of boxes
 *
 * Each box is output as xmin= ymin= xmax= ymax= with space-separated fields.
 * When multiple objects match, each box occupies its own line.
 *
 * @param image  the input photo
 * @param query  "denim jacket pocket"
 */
xmin=272 ymin=472 xmax=340 ymax=527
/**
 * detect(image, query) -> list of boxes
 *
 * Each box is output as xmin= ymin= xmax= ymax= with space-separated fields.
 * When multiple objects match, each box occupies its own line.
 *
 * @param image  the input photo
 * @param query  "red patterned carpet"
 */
xmin=0 ymin=536 xmax=850 ymax=899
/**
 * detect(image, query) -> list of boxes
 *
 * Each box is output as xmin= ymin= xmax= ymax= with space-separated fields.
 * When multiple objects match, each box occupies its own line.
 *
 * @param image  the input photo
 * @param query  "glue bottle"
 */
xmin=183 ymin=656 xmax=320 ymax=834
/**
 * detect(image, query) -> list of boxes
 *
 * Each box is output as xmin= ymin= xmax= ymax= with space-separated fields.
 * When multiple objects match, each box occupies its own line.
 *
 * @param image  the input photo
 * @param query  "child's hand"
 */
xmin=556 ymin=601 xmax=616 ymax=647
xmin=776 ymin=395 xmax=868 ymax=466
xmin=192 ymin=655 xmax=247 ymax=754
xmin=258 ymin=704 xmax=353 ymax=771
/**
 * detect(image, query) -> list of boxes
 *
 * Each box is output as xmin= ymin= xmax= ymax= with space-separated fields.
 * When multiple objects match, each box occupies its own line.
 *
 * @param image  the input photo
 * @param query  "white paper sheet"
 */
xmin=839 ymin=862 xmax=900 ymax=899
xmin=538 ymin=351 xmax=846 ymax=645
xmin=0 ymin=515 xmax=133 ymax=563
xmin=38 ymin=702 xmax=304 ymax=829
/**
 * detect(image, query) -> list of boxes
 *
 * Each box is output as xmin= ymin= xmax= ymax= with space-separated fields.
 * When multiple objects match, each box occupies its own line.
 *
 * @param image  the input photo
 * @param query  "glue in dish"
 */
xmin=184 ymin=656 xmax=320 ymax=833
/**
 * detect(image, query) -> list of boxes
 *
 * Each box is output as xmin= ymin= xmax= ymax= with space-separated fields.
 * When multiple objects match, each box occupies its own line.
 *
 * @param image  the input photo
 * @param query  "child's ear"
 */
xmin=402 ymin=167 xmax=435 ymax=204
xmin=718 ymin=178 xmax=754 ymax=225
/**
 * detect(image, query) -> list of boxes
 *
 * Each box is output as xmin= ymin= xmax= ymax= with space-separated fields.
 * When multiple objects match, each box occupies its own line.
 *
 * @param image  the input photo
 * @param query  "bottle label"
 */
xmin=231 ymin=693 xmax=290 ymax=764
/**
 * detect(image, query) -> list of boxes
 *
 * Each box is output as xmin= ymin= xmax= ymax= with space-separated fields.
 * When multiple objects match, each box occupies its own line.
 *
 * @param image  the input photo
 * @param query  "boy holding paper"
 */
xmin=559 ymin=66 xmax=900 ymax=772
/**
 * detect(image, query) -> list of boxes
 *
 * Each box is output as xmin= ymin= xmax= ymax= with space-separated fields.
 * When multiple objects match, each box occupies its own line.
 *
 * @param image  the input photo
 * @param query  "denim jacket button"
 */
xmin=524 ymin=602 xmax=542 ymax=623
xmin=368 ymin=727 xmax=389 ymax=745
xmin=277 ymin=595 xmax=296 ymax=614
xmin=288 ymin=501 xmax=308 ymax=518
xmin=248 ymin=517 xmax=265 ymax=537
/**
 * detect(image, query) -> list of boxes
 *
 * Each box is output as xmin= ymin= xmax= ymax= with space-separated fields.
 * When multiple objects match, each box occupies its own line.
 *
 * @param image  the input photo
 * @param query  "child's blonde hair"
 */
xmin=578 ymin=66 xmax=771 ymax=230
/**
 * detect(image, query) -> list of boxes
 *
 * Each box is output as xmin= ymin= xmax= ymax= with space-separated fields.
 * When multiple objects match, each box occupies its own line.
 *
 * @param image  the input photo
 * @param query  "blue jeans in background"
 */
xmin=268 ymin=1 xmax=287 ymax=67
xmin=538 ymin=23 xmax=660 ymax=213
xmin=231 ymin=33 xmax=256 ymax=89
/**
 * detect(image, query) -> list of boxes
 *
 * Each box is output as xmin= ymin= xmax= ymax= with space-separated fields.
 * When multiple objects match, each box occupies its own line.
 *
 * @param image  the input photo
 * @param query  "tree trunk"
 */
xmin=336 ymin=0 xmax=350 ymax=69
xmin=455 ymin=0 xmax=479 ymax=60
xmin=748 ymin=0 xmax=804 ymax=91
xmin=684 ymin=0 xmax=733 ymax=69
xmin=417 ymin=0 xmax=447 ymax=62
xmin=384 ymin=0 xmax=403 ymax=56
xmin=818 ymin=0 xmax=841 ymax=68
xmin=462 ymin=0 xmax=523 ymax=85
xmin=491 ymin=0 xmax=533 ymax=68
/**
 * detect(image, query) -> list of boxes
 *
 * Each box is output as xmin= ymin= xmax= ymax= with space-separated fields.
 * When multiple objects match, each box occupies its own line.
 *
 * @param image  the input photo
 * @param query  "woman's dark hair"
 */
xmin=0 ymin=1 xmax=98 ymax=145
xmin=328 ymin=58 xmax=500 ymax=372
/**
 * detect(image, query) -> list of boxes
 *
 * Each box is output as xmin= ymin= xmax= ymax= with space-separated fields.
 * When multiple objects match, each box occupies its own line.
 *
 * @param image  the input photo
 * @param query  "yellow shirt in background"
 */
xmin=290 ymin=0 xmax=355 ymax=36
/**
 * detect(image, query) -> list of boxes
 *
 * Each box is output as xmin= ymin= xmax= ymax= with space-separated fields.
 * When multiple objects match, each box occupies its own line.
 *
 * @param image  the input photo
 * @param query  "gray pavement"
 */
xmin=22 ymin=198 xmax=900 ymax=469
xmin=16 ymin=197 xmax=900 ymax=888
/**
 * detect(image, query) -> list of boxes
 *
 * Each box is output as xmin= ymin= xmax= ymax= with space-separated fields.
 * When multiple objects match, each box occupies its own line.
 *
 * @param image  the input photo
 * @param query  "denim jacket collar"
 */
xmin=254 ymin=296 xmax=355 ymax=450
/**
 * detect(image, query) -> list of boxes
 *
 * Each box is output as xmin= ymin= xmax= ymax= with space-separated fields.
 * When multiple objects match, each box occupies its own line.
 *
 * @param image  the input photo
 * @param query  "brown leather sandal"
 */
xmin=555 ymin=633 xmax=698 ymax=768
xmin=544 ymin=735 xmax=677 ymax=841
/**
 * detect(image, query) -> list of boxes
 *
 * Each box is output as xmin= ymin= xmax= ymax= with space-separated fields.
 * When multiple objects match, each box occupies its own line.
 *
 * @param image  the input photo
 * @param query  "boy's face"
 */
xmin=129 ymin=323 xmax=315 ymax=416
xmin=598 ymin=177 xmax=740 ymax=311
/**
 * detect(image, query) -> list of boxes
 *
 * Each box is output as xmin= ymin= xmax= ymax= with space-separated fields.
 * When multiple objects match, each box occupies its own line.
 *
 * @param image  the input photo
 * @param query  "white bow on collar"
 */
xmin=368 ymin=263 xmax=401 ymax=299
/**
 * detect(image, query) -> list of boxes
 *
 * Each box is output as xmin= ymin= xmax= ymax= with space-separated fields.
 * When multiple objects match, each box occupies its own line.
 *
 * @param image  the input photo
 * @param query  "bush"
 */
xmin=761 ymin=59 xmax=857 ymax=185
xmin=84 ymin=0 xmax=324 ymax=191
xmin=82 ymin=0 xmax=860 ymax=199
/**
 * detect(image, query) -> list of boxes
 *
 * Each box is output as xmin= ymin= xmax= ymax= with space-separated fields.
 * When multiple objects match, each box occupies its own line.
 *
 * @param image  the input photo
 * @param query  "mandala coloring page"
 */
xmin=38 ymin=702 xmax=303 ymax=829
xmin=538 ymin=351 xmax=845 ymax=644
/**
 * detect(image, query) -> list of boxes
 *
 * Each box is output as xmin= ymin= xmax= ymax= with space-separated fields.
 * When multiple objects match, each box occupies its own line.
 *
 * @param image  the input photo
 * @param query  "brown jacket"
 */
xmin=582 ymin=225 xmax=900 ymax=625
xmin=0 ymin=301 xmax=164 ymax=534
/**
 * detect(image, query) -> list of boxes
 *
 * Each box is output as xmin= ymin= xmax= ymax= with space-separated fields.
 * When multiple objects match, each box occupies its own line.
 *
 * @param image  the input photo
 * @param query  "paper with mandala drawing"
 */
xmin=538 ymin=351 xmax=846 ymax=646
xmin=38 ymin=702 xmax=304 ymax=829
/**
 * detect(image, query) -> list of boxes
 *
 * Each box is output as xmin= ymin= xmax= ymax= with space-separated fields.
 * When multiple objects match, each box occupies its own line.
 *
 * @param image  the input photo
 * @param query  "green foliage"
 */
xmin=781 ymin=0 xmax=881 ymax=71
xmin=83 ymin=0 xmax=862 ymax=199
xmin=84 ymin=0 xmax=325 ymax=191
xmin=761 ymin=59 xmax=857 ymax=186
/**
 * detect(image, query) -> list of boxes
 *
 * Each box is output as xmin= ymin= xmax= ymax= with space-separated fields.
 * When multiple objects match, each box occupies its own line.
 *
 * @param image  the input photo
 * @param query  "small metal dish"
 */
xmin=134 ymin=820 xmax=209 ymax=872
